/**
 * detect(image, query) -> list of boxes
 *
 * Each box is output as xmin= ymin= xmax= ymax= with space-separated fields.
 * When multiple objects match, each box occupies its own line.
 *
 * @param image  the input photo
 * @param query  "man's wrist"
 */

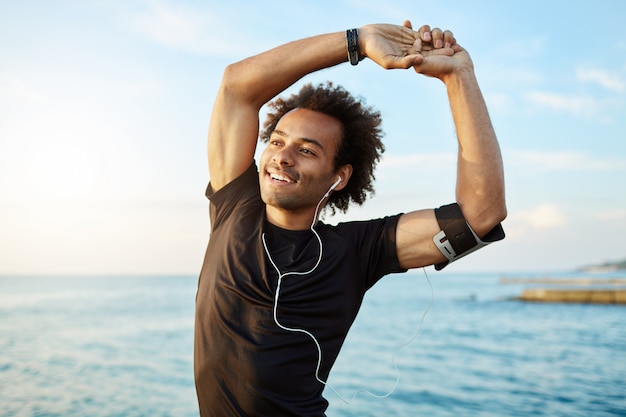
xmin=441 ymin=66 xmax=476 ymax=88
xmin=345 ymin=29 xmax=364 ymax=65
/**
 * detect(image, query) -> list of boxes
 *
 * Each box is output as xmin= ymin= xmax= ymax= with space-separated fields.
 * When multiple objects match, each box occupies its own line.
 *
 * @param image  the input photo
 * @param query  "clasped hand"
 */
xmin=359 ymin=20 xmax=469 ymax=78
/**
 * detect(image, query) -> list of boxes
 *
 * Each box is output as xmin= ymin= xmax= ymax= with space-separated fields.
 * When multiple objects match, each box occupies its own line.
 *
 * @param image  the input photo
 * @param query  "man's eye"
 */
xmin=300 ymin=148 xmax=315 ymax=155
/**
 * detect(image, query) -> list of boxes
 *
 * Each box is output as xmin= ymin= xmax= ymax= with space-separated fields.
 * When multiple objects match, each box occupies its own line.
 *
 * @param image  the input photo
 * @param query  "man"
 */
xmin=195 ymin=20 xmax=506 ymax=416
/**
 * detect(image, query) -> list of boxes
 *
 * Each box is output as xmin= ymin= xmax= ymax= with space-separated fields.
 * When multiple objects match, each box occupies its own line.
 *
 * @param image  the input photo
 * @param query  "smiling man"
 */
xmin=194 ymin=21 xmax=506 ymax=416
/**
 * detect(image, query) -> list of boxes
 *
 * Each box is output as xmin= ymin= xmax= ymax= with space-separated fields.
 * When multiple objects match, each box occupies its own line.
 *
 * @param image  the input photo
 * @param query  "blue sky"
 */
xmin=1 ymin=0 xmax=625 ymax=275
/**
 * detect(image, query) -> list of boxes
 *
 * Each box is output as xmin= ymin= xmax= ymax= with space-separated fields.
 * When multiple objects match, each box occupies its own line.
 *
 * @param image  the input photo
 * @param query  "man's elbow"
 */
xmin=461 ymin=196 xmax=506 ymax=238
xmin=477 ymin=202 xmax=507 ymax=238
xmin=220 ymin=62 xmax=265 ymax=108
xmin=220 ymin=63 xmax=244 ymax=94
xmin=491 ymin=204 xmax=507 ymax=227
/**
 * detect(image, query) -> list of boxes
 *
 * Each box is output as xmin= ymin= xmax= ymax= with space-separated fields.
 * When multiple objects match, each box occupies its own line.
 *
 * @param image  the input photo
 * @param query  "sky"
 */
xmin=1 ymin=0 xmax=625 ymax=276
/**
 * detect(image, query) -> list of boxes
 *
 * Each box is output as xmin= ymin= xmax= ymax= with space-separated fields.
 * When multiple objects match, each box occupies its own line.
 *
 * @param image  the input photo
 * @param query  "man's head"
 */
xmin=259 ymin=108 xmax=350 ymax=216
xmin=260 ymin=82 xmax=385 ymax=214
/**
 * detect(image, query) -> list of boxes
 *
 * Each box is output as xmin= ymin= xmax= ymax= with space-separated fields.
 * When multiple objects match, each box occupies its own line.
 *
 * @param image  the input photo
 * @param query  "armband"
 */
xmin=433 ymin=203 xmax=505 ymax=270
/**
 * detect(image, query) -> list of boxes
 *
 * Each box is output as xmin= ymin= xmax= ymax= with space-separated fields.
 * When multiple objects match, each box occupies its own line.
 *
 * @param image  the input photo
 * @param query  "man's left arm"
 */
xmin=395 ymin=28 xmax=507 ymax=270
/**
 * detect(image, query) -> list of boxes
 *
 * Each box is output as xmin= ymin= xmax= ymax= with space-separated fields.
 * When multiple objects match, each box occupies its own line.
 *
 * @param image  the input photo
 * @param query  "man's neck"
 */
xmin=265 ymin=205 xmax=318 ymax=231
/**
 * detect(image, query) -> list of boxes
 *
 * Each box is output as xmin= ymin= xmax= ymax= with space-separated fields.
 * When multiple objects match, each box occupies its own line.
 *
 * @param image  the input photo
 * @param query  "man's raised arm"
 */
xmin=207 ymin=33 xmax=347 ymax=191
xmin=396 ymin=27 xmax=507 ymax=270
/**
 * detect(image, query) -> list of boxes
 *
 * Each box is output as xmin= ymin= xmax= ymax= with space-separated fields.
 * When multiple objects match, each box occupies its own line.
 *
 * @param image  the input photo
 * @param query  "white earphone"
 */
xmin=324 ymin=176 xmax=342 ymax=198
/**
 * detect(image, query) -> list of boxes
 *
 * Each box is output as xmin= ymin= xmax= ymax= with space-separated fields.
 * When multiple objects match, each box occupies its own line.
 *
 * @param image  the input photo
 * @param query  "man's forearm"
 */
xmin=223 ymin=32 xmax=349 ymax=110
xmin=445 ymin=68 xmax=507 ymax=236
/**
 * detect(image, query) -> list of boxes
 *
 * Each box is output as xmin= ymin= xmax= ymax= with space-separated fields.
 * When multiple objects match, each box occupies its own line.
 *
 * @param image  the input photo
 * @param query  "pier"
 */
xmin=500 ymin=277 xmax=626 ymax=304
xmin=516 ymin=288 xmax=626 ymax=304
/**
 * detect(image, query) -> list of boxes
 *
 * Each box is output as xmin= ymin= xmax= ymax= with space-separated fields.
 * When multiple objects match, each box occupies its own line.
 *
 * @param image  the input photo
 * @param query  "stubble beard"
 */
xmin=260 ymin=177 xmax=331 ymax=215
xmin=261 ymin=187 xmax=314 ymax=213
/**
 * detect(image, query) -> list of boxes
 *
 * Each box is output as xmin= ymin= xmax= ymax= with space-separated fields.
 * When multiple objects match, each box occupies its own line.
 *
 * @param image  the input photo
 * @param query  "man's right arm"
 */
xmin=207 ymin=32 xmax=348 ymax=192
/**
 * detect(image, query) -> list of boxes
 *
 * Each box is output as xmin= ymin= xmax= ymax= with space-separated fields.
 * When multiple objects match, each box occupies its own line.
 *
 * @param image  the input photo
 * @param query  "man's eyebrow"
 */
xmin=272 ymin=130 xmax=325 ymax=150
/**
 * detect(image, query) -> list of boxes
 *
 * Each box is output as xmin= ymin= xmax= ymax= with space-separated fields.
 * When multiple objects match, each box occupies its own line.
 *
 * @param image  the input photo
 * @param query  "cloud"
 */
xmin=594 ymin=208 xmax=626 ymax=221
xmin=523 ymin=91 xmax=598 ymax=116
xmin=494 ymin=36 xmax=546 ymax=60
xmin=105 ymin=0 xmax=267 ymax=56
xmin=521 ymin=204 xmax=567 ymax=229
xmin=577 ymin=67 xmax=625 ymax=93
xmin=506 ymin=149 xmax=626 ymax=173
xmin=505 ymin=203 xmax=567 ymax=239
xmin=485 ymin=92 xmax=511 ymax=112
xmin=523 ymin=66 xmax=625 ymax=119
xmin=378 ymin=152 xmax=456 ymax=171
xmin=0 ymin=74 xmax=47 ymax=106
xmin=125 ymin=3 xmax=231 ymax=55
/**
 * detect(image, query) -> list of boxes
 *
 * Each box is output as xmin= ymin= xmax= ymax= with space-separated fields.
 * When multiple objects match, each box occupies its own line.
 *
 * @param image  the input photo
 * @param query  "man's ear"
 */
xmin=334 ymin=164 xmax=353 ymax=191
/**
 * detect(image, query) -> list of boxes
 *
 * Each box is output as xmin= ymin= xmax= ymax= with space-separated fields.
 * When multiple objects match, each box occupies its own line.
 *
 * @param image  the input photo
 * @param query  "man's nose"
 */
xmin=272 ymin=146 xmax=295 ymax=166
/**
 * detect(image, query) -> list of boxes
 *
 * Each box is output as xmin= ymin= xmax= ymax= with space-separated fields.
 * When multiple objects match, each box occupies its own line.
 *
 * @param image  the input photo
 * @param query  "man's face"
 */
xmin=259 ymin=108 xmax=343 ymax=213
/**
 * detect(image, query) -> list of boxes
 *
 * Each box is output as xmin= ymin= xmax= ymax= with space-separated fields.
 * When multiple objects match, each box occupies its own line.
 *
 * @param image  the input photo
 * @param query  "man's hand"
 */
xmin=408 ymin=21 xmax=472 ymax=81
xmin=358 ymin=20 xmax=459 ymax=70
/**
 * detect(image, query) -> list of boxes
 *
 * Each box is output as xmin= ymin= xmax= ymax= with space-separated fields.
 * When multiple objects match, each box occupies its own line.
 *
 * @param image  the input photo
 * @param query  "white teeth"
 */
xmin=270 ymin=173 xmax=292 ymax=183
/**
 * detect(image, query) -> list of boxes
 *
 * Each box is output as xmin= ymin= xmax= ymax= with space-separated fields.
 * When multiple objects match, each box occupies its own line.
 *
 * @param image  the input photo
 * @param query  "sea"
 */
xmin=1 ymin=271 xmax=624 ymax=417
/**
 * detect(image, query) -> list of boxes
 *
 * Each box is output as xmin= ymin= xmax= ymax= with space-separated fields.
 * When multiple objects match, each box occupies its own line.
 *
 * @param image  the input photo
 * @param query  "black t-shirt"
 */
xmin=194 ymin=163 xmax=406 ymax=416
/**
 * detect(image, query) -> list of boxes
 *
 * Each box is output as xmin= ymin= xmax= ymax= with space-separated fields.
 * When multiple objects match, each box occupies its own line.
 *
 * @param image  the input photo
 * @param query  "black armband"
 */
xmin=433 ymin=203 xmax=505 ymax=270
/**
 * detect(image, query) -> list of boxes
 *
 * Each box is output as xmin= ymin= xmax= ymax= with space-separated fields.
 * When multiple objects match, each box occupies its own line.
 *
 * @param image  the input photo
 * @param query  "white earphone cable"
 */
xmin=261 ymin=180 xmax=434 ymax=403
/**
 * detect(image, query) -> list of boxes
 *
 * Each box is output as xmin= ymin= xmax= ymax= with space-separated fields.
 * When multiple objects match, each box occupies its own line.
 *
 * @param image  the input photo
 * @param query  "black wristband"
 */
xmin=346 ymin=29 xmax=360 ymax=66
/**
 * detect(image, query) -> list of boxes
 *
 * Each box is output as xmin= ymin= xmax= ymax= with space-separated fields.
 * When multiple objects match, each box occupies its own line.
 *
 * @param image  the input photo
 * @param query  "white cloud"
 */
xmin=577 ymin=67 xmax=625 ymax=93
xmin=524 ymin=91 xmax=598 ymax=116
xmin=485 ymin=92 xmax=511 ymax=112
xmin=378 ymin=152 xmax=456 ymax=171
xmin=125 ymin=2 xmax=231 ymax=55
xmin=523 ymin=67 xmax=625 ymax=120
xmin=594 ymin=208 xmax=626 ymax=221
xmin=495 ymin=36 xmax=546 ymax=60
xmin=505 ymin=203 xmax=567 ymax=239
xmin=522 ymin=204 xmax=567 ymax=228
xmin=506 ymin=149 xmax=626 ymax=173
xmin=103 ymin=0 xmax=265 ymax=56
xmin=0 ymin=74 xmax=48 ymax=105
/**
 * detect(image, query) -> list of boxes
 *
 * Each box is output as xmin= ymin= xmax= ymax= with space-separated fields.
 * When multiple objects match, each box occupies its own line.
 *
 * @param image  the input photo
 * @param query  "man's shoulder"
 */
xmin=207 ymin=162 xmax=259 ymax=201
xmin=325 ymin=213 xmax=403 ymax=228
xmin=207 ymin=162 xmax=263 ymax=230
xmin=320 ymin=214 xmax=403 ymax=238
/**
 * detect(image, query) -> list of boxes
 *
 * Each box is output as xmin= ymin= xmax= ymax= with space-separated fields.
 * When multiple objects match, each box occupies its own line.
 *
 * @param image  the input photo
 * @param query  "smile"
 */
xmin=268 ymin=171 xmax=296 ymax=183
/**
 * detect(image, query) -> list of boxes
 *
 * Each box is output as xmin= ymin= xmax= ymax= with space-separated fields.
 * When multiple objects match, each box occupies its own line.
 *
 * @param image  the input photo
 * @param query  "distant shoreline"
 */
xmin=500 ymin=277 xmax=626 ymax=285
xmin=577 ymin=259 xmax=626 ymax=273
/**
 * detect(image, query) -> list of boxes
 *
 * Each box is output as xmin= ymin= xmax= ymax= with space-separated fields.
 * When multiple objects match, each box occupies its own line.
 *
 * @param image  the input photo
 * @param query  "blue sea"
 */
xmin=1 ymin=272 xmax=624 ymax=417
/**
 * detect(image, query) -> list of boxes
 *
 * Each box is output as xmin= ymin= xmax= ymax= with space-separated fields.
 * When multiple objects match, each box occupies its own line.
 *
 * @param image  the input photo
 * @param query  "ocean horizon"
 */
xmin=1 ymin=271 xmax=624 ymax=416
